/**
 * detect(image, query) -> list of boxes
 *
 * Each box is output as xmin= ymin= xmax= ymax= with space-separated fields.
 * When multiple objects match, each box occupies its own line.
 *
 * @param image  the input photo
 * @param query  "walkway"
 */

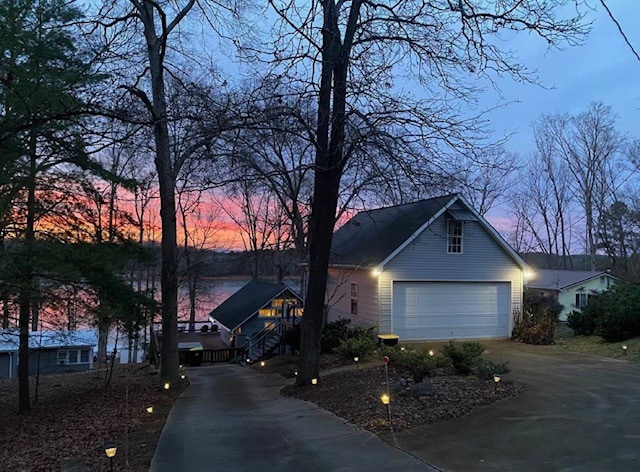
xmin=150 ymin=364 xmax=436 ymax=472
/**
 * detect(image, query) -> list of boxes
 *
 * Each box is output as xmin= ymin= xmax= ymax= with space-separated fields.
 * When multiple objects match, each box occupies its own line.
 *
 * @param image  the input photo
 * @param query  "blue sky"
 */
xmin=481 ymin=1 xmax=640 ymax=157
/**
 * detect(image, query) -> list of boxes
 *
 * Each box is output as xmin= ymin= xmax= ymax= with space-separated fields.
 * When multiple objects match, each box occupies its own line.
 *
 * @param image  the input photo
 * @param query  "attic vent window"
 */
xmin=447 ymin=220 xmax=463 ymax=254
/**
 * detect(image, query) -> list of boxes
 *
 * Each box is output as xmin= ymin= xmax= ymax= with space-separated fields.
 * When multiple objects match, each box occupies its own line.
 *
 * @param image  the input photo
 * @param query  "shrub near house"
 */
xmin=567 ymin=284 xmax=640 ymax=342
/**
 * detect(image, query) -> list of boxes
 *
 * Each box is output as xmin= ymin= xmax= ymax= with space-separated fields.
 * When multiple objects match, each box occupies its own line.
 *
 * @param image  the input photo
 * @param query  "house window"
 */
xmin=58 ymin=349 xmax=91 ymax=365
xmin=447 ymin=220 xmax=463 ymax=254
xmin=350 ymin=282 xmax=358 ymax=316
xmin=575 ymin=293 xmax=592 ymax=309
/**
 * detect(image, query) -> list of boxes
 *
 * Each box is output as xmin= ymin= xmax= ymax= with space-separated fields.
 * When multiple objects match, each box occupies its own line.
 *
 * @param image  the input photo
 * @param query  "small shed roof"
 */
xmin=208 ymin=279 xmax=302 ymax=331
xmin=0 ymin=329 xmax=98 ymax=353
xmin=527 ymin=269 xmax=618 ymax=291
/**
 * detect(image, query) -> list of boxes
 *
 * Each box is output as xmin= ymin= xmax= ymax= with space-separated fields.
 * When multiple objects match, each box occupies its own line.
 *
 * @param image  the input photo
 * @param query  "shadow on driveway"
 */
xmin=382 ymin=340 xmax=640 ymax=472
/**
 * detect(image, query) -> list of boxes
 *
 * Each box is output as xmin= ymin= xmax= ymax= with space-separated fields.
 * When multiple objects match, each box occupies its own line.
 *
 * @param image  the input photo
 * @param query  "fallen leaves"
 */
xmin=0 ymin=365 xmax=179 ymax=472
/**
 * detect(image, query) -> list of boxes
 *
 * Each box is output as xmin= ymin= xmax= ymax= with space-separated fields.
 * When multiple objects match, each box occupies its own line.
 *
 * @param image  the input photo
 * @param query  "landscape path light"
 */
xmin=622 ymin=345 xmax=628 ymax=356
xmin=260 ymin=361 xmax=266 ymax=367
xmin=180 ymin=374 xmax=186 ymax=380
xmin=163 ymin=382 xmax=170 ymax=390
xmin=146 ymin=406 xmax=153 ymax=414
xmin=380 ymin=393 xmax=392 ymax=430
xmin=354 ymin=356 xmax=359 ymax=369
xmin=311 ymin=378 xmax=318 ymax=385
xmin=428 ymin=349 xmax=435 ymax=357
xmin=493 ymin=374 xmax=501 ymax=393
xmin=104 ymin=445 xmax=117 ymax=472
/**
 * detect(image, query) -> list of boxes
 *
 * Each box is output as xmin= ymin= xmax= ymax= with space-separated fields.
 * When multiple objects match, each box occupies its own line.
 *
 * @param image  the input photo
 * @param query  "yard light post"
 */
xmin=354 ymin=356 xmax=359 ymax=369
xmin=622 ymin=345 xmax=628 ymax=356
xmin=428 ymin=349 xmax=434 ymax=357
xmin=381 ymin=393 xmax=392 ymax=431
xmin=493 ymin=374 xmax=501 ymax=393
xmin=163 ymin=382 xmax=170 ymax=390
xmin=104 ymin=445 xmax=117 ymax=472
xmin=146 ymin=406 xmax=153 ymax=414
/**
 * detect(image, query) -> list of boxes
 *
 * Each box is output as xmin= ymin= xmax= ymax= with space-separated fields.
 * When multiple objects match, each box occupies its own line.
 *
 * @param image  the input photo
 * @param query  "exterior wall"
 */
xmin=29 ymin=348 xmax=93 ymax=375
xmin=0 ymin=353 xmax=13 ymax=378
xmin=378 ymin=211 xmax=522 ymax=337
xmin=558 ymin=275 xmax=617 ymax=321
xmin=326 ymin=267 xmax=379 ymax=327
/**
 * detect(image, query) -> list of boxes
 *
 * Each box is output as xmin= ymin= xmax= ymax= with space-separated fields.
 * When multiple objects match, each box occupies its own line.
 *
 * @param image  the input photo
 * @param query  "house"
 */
xmin=525 ymin=269 xmax=620 ymax=321
xmin=0 ymin=329 xmax=97 ymax=379
xmin=326 ymin=194 xmax=527 ymax=341
xmin=208 ymin=279 xmax=303 ymax=347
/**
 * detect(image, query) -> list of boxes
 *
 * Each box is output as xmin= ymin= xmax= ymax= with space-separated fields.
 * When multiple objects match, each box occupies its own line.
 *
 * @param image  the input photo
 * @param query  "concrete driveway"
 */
xmin=150 ymin=364 xmax=435 ymax=472
xmin=383 ymin=341 xmax=640 ymax=472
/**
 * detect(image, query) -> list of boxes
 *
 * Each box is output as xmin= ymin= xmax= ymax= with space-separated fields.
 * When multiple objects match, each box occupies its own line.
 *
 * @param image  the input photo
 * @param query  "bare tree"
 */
xmin=535 ymin=103 xmax=626 ymax=270
xmin=96 ymin=0 xmax=239 ymax=385
xmin=262 ymin=0 xmax=589 ymax=385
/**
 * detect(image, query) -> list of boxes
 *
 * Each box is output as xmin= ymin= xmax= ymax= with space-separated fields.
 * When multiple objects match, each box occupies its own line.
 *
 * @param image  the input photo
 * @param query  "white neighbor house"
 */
xmin=525 ymin=269 xmax=620 ymax=321
xmin=326 ymin=194 xmax=528 ymax=341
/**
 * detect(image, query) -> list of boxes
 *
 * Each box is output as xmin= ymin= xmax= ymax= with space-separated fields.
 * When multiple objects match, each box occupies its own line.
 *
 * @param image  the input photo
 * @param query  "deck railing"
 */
xmin=179 ymin=347 xmax=245 ymax=365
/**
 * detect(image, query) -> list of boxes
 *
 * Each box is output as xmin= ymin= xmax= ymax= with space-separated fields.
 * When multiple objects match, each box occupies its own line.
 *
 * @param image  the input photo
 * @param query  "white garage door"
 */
xmin=392 ymin=282 xmax=510 ymax=340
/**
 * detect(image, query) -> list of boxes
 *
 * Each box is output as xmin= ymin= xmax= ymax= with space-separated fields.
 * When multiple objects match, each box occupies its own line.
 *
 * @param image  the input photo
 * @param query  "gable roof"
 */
xmin=0 ymin=329 xmax=98 ymax=353
xmin=208 ymin=279 xmax=302 ymax=331
xmin=330 ymin=193 xmax=526 ymax=270
xmin=527 ymin=269 xmax=619 ymax=291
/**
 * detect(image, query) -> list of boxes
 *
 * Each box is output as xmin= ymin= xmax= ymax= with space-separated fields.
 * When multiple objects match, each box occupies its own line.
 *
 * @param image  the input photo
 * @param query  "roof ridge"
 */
xmin=353 ymin=193 xmax=459 ymax=215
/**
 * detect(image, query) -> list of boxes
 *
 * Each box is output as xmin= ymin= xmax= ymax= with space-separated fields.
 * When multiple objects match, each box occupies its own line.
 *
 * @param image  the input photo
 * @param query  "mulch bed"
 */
xmin=0 ymin=364 xmax=184 ymax=472
xmin=283 ymin=366 xmax=523 ymax=433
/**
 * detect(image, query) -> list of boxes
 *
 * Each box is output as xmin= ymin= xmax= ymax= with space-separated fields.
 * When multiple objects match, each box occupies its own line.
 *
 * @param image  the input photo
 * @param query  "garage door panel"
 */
xmin=392 ymin=282 xmax=510 ymax=340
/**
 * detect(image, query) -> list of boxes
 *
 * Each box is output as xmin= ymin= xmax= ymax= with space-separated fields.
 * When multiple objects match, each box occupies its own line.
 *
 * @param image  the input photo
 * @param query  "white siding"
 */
xmin=379 ymin=210 xmax=522 ymax=338
xmin=326 ymin=268 xmax=379 ymax=327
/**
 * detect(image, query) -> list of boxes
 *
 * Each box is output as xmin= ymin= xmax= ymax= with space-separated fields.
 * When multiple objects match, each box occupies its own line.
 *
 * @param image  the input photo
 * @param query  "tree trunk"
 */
xmin=18 ymin=129 xmax=37 ymax=413
xmin=297 ymin=170 xmax=341 ymax=385
xmin=144 ymin=28 xmax=179 ymax=386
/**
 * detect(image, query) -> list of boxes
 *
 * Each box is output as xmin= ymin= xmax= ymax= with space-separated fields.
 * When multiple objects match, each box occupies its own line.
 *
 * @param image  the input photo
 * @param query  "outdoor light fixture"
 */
xmin=163 ymin=382 xmax=170 ymax=390
xmin=523 ymin=269 xmax=534 ymax=280
xmin=246 ymin=358 xmax=251 ymax=364
xmin=354 ymin=356 xmax=359 ymax=362
xmin=180 ymin=374 xmax=186 ymax=380
xmin=179 ymin=364 xmax=183 ymax=368
xmin=400 ymin=347 xmax=406 ymax=351
xmin=260 ymin=361 xmax=265 ymax=367
xmin=311 ymin=378 xmax=318 ymax=385
xmin=493 ymin=374 xmax=501 ymax=393
xmin=623 ymin=345 xmax=628 ymax=355
xmin=372 ymin=268 xmax=381 ymax=277
xmin=428 ymin=350 xmax=435 ymax=357
xmin=104 ymin=445 xmax=117 ymax=472
xmin=294 ymin=371 xmax=298 ymax=376
xmin=146 ymin=406 xmax=153 ymax=414
xmin=381 ymin=393 xmax=392 ymax=430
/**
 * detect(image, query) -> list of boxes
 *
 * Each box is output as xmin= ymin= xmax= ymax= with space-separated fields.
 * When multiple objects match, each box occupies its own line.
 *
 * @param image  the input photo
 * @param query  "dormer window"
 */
xmin=447 ymin=220 xmax=463 ymax=254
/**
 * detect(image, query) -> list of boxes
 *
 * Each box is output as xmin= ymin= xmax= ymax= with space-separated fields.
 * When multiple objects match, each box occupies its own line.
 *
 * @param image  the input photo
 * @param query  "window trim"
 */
xmin=57 ymin=348 xmax=91 ymax=365
xmin=447 ymin=220 xmax=464 ymax=254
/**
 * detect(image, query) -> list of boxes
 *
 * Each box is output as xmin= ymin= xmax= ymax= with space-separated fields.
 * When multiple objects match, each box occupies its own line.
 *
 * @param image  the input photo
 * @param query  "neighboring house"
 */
xmin=0 ymin=329 xmax=97 ymax=379
xmin=208 ymin=279 xmax=303 ymax=347
xmin=326 ymin=194 xmax=527 ymax=341
xmin=525 ymin=269 xmax=620 ymax=321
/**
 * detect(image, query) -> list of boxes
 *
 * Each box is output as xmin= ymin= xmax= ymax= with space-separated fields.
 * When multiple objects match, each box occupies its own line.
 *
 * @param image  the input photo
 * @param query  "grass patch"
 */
xmin=554 ymin=323 xmax=640 ymax=362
